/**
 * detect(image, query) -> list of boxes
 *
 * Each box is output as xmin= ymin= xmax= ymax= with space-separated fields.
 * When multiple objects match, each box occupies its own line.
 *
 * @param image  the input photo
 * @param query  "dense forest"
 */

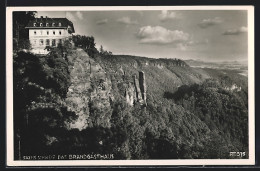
xmin=13 ymin=13 xmax=248 ymax=160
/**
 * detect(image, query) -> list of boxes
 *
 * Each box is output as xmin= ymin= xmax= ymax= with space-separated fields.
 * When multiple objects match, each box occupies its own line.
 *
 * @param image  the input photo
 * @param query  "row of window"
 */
xmin=33 ymin=22 xmax=62 ymax=27
xmin=33 ymin=39 xmax=62 ymax=46
xmin=33 ymin=30 xmax=62 ymax=36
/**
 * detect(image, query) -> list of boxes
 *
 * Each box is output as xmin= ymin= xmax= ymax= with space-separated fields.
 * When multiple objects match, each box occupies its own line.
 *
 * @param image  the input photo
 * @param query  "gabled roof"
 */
xmin=26 ymin=17 xmax=75 ymax=33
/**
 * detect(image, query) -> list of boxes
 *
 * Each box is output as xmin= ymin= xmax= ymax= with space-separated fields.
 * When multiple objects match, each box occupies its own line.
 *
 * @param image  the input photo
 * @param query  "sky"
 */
xmin=37 ymin=10 xmax=248 ymax=62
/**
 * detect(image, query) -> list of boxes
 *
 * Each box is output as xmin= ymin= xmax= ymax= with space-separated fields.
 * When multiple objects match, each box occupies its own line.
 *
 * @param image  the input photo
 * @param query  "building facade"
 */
xmin=26 ymin=16 xmax=75 ymax=54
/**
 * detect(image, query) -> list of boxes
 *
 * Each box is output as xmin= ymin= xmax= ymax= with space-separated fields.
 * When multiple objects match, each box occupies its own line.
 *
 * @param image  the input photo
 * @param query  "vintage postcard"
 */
xmin=6 ymin=6 xmax=255 ymax=166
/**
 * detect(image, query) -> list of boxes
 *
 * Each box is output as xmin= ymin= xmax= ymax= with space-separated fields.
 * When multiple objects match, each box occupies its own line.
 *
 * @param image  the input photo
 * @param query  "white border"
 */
xmin=6 ymin=6 xmax=255 ymax=166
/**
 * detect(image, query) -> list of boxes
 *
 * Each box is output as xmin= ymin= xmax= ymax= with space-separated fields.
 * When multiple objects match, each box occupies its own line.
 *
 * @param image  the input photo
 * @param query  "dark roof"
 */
xmin=26 ymin=17 xmax=75 ymax=33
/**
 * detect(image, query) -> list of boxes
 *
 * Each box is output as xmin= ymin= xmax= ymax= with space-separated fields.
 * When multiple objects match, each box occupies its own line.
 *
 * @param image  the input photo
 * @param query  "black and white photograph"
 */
xmin=6 ymin=6 xmax=255 ymax=166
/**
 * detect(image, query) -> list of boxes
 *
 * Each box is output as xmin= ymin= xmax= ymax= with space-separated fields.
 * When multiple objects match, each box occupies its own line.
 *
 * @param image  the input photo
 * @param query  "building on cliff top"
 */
xmin=25 ymin=16 xmax=75 ymax=54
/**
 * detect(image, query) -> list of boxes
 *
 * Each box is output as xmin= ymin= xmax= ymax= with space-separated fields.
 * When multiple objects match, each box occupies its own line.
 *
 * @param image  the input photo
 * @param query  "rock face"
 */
xmin=65 ymin=48 xmax=113 ymax=130
xmin=65 ymin=49 xmax=149 ymax=129
xmin=65 ymin=49 xmax=91 ymax=130
xmin=125 ymin=71 xmax=147 ymax=106
xmin=65 ymin=50 xmax=190 ymax=129
xmin=139 ymin=71 xmax=147 ymax=106
xmin=133 ymin=75 xmax=143 ymax=103
xmin=125 ymin=83 xmax=136 ymax=106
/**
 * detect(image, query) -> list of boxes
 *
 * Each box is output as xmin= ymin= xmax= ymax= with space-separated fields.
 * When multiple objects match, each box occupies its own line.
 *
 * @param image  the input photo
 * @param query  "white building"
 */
xmin=26 ymin=16 xmax=75 ymax=54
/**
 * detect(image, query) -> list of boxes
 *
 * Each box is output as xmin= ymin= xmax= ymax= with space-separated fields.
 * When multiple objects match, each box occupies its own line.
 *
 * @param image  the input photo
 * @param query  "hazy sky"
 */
xmin=37 ymin=10 xmax=248 ymax=61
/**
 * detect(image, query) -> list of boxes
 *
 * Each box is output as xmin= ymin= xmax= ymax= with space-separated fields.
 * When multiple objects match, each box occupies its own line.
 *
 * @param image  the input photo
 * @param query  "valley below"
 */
xmin=13 ymin=46 xmax=249 ymax=160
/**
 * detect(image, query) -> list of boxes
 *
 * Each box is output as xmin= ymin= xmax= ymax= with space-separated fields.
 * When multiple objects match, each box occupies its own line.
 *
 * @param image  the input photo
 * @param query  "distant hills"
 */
xmin=184 ymin=59 xmax=248 ymax=76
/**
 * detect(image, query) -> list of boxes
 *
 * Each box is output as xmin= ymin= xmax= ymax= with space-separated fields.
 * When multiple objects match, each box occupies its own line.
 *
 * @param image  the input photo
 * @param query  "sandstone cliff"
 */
xmin=65 ymin=49 xmax=113 ymax=130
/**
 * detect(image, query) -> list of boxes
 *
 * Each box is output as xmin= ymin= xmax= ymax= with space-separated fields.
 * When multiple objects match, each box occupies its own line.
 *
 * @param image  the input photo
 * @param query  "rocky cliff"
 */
xmin=61 ymin=50 xmax=248 ymax=159
xmin=139 ymin=71 xmax=147 ymax=106
xmin=65 ymin=49 xmax=114 ymax=130
xmin=64 ymin=49 xmax=197 ymax=129
xmin=64 ymin=50 xmax=214 ymax=130
xmin=124 ymin=72 xmax=147 ymax=106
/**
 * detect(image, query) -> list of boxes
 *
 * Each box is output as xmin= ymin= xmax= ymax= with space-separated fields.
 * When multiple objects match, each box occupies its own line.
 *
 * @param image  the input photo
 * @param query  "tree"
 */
xmin=13 ymin=46 xmax=74 ymax=159
xmin=17 ymin=38 xmax=31 ymax=51
xmin=72 ymin=35 xmax=95 ymax=49
xmin=99 ymin=45 xmax=104 ymax=54
xmin=99 ymin=45 xmax=113 ymax=57
xmin=13 ymin=11 xmax=36 ymax=48
xmin=72 ymin=35 xmax=98 ymax=56
xmin=13 ymin=11 xmax=36 ymax=52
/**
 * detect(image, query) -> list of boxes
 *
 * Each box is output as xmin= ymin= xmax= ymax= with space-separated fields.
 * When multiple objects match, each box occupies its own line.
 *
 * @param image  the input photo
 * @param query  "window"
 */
xmin=47 ymin=31 xmax=49 ymax=35
xmin=46 ymin=23 xmax=49 ymax=27
xmin=40 ymin=23 xmax=43 ymax=27
xmin=52 ymin=39 xmax=56 ymax=46
xmin=40 ymin=39 xmax=44 ymax=46
xmin=33 ymin=23 xmax=36 ymax=27
xmin=33 ymin=40 xmax=37 ymax=45
xmin=59 ymin=31 xmax=62 ymax=35
xmin=58 ymin=39 xmax=62 ymax=45
xmin=52 ymin=23 xmax=55 ymax=26
xmin=34 ymin=31 xmax=36 ymax=35
xmin=53 ymin=31 xmax=55 ymax=35
xmin=40 ymin=31 xmax=43 ymax=35
xmin=68 ymin=25 xmax=72 ymax=34
xmin=59 ymin=23 xmax=62 ymax=26
xmin=46 ymin=39 xmax=50 ymax=46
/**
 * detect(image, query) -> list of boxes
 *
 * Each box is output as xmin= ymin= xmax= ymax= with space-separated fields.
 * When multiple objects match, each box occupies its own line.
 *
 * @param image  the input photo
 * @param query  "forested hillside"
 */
xmin=14 ymin=36 xmax=248 ymax=160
